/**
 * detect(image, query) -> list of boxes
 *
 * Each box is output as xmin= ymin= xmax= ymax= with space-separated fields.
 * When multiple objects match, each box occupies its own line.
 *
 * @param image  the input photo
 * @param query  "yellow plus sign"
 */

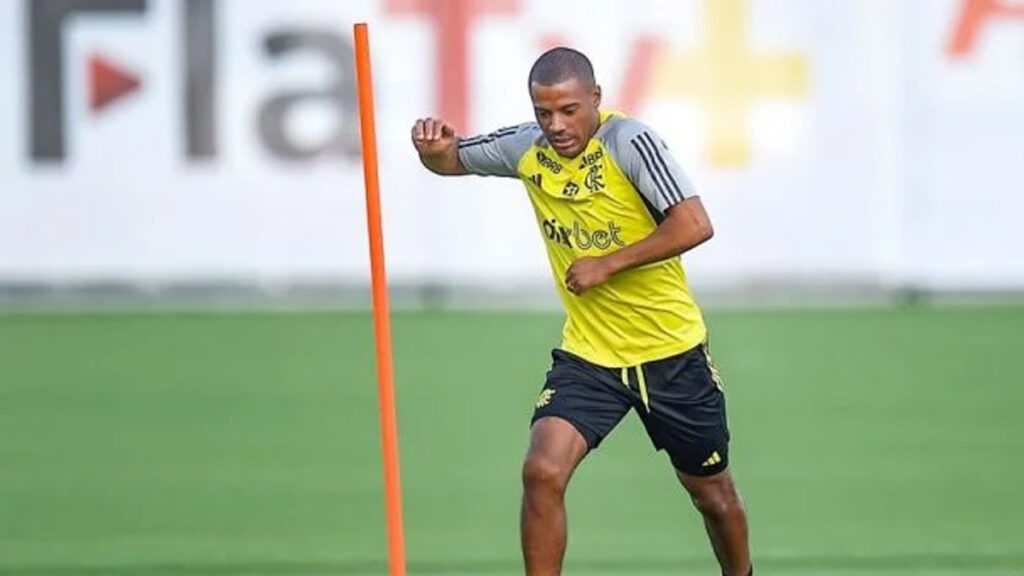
xmin=652 ymin=0 xmax=809 ymax=167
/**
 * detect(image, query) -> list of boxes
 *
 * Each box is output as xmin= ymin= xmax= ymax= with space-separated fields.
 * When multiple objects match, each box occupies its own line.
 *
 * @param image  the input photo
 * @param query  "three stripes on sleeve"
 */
xmin=628 ymin=131 xmax=687 ymax=205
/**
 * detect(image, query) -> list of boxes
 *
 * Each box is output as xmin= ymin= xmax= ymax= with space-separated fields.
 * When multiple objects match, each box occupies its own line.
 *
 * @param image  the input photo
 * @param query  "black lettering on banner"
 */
xmin=28 ymin=0 xmax=147 ymax=161
xmin=184 ymin=0 xmax=217 ymax=159
xmin=258 ymin=31 xmax=357 ymax=160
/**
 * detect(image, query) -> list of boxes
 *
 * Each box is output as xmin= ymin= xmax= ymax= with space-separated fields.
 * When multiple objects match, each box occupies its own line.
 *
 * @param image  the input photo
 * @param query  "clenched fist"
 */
xmin=412 ymin=118 xmax=456 ymax=156
xmin=411 ymin=117 xmax=463 ymax=175
xmin=565 ymin=256 xmax=614 ymax=295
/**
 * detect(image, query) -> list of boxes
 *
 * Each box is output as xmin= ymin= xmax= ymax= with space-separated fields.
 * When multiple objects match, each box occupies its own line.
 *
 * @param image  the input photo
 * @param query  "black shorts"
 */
xmin=531 ymin=343 xmax=730 ymax=476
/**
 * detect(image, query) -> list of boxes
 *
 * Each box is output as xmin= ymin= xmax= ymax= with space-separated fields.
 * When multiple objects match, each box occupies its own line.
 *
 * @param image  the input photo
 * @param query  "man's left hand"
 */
xmin=565 ymin=257 xmax=613 ymax=295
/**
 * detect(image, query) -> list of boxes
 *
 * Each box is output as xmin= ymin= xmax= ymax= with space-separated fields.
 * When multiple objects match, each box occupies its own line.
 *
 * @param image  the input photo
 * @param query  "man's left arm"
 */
xmin=565 ymin=121 xmax=712 ymax=296
xmin=565 ymin=198 xmax=712 ymax=295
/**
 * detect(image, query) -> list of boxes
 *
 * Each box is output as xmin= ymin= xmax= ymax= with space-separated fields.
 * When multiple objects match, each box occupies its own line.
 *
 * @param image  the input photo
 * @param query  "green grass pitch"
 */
xmin=1 ymin=306 xmax=1023 ymax=575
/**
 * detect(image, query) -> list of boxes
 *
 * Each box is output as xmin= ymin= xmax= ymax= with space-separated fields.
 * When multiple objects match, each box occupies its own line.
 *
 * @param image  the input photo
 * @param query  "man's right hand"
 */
xmin=411 ymin=118 xmax=464 ymax=175
xmin=412 ymin=117 xmax=456 ymax=154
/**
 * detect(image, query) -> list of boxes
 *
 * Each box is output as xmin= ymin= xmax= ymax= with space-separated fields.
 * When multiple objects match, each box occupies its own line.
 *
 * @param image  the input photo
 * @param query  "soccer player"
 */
xmin=411 ymin=47 xmax=752 ymax=576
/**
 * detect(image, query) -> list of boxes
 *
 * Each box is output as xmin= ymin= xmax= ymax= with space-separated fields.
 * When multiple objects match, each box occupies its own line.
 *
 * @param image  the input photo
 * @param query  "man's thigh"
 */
xmin=634 ymin=343 xmax=731 ymax=476
xmin=531 ymin=349 xmax=634 ymax=451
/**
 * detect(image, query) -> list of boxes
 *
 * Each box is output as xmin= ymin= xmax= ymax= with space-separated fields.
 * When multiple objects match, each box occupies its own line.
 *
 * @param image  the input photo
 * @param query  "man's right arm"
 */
xmin=411 ymin=117 xmax=467 ymax=175
xmin=412 ymin=118 xmax=537 ymax=178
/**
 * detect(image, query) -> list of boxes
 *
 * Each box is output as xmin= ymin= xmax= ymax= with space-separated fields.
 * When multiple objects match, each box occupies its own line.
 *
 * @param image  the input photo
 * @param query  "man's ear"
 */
xmin=593 ymin=84 xmax=603 ymax=108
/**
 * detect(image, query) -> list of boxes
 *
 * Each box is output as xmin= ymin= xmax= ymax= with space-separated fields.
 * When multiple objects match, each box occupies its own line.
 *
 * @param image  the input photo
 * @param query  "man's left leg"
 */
xmin=630 ymin=343 xmax=751 ymax=576
xmin=676 ymin=468 xmax=751 ymax=576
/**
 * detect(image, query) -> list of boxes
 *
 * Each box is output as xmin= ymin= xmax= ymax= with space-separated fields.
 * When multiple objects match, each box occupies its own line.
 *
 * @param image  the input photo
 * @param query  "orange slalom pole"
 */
xmin=353 ymin=22 xmax=407 ymax=576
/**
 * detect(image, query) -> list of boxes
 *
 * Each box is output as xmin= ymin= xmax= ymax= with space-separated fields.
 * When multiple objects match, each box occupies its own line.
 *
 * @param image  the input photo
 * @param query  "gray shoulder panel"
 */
xmin=598 ymin=116 xmax=696 ymax=213
xmin=457 ymin=123 xmax=541 ymax=178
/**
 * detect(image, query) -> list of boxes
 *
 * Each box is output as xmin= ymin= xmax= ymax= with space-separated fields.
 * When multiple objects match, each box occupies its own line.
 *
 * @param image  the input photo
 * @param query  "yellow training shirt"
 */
xmin=457 ymin=111 xmax=706 ymax=367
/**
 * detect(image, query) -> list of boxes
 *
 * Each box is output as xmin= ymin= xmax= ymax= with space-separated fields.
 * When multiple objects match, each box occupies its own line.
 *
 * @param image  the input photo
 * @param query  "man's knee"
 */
xmin=688 ymin=477 xmax=744 ymax=519
xmin=521 ymin=417 xmax=588 ymax=497
xmin=522 ymin=454 xmax=571 ymax=496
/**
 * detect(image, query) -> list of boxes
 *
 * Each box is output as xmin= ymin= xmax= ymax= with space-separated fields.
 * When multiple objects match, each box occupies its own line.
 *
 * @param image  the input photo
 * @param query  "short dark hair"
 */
xmin=528 ymin=47 xmax=595 ymax=88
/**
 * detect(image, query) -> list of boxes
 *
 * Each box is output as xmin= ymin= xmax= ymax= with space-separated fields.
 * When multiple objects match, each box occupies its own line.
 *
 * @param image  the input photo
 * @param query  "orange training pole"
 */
xmin=353 ymin=22 xmax=407 ymax=576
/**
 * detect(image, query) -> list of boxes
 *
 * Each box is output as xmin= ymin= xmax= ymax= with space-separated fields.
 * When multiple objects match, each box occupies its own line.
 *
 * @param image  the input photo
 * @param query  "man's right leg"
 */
xmin=520 ymin=416 xmax=589 ymax=576
xmin=523 ymin=349 xmax=633 ymax=575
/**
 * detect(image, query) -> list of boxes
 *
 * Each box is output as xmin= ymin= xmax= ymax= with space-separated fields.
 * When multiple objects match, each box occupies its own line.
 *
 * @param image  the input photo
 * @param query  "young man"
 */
xmin=411 ymin=47 xmax=752 ymax=576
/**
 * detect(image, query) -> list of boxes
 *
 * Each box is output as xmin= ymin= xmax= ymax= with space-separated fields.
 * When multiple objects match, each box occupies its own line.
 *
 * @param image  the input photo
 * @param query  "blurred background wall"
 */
xmin=1 ymin=0 xmax=1023 ymax=305
xmin=3 ymin=3 xmax=1024 ymax=574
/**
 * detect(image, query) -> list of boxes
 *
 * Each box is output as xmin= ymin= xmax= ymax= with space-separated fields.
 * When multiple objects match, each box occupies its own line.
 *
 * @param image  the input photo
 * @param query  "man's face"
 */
xmin=530 ymin=77 xmax=601 ymax=159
